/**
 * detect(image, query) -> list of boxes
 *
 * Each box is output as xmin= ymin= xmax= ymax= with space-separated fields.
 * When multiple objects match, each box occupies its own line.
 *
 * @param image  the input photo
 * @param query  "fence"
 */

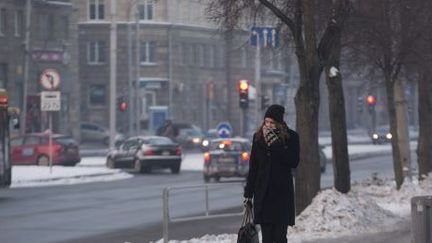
xmin=411 ymin=195 xmax=432 ymax=243
xmin=162 ymin=182 xmax=245 ymax=243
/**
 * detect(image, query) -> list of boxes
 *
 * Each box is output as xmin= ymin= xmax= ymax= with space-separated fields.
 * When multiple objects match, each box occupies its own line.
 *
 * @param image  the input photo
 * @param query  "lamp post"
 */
xmin=109 ymin=0 xmax=118 ymax=149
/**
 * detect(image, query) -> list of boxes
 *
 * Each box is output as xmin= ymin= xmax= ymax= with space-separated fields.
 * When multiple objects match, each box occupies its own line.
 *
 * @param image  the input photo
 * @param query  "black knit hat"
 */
xmin=264 ymin=104 xmax=285 ymax=123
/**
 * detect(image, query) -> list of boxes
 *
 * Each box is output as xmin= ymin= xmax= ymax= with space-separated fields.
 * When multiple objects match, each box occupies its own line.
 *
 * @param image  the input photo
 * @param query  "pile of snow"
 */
xmin=11 ymin=166 xmax=132 ymax=188
xmin=156 ymin=174 xmax=432 ymax=243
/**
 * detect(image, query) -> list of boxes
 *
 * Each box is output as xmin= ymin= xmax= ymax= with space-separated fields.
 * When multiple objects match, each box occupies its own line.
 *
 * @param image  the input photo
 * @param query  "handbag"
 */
xmin=237 ymin=202 xmax=259 ymax=243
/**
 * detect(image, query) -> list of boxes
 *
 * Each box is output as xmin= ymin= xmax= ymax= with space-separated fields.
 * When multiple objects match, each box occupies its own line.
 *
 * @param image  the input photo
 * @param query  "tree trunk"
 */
xmin=417 ymin=71 xmax=432 ymax=179
xmin=385 ymin=77 xmax=404 ymax=189
xmin=294 ymin=0 xmax=322 ymax=215
xmin=294 ymin=65 xmax=321 ymax=215
xmin=325 ymin=65 xmax=350 ymax=193
xmin=394 ymin=79 xmax=412 ymax=179
xmin=319 ymin=1 xmax=351 ymax=193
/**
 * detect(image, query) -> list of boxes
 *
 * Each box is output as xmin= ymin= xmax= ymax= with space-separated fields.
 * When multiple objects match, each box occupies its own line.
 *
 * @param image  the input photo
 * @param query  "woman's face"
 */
xmin=264 ymin=118 xmax=276 ymax=129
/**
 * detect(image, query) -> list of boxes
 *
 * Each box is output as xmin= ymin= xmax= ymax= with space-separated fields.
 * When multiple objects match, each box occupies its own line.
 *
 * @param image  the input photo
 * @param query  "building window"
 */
xmin=89 ymin=0 xmax=105 ymax=20
xmin=14 ymin=10 xmax=23 ymax=37
xmin=196 ymin=44 xmax=204 ymax=67
xmin=0 ymin=9 xmax=7 ymax=36
xmin=37 ymin=14 xmax=53 ymax=40
xmin=187 ymin=44 xmax=194 ymax=66
xmin=87 ymin=41 xmax=106 ymax=64
xmin=207 ymin=45 xmax=214 ymax=68
xmin=0 ymin=64 xmax=7 ymax=89
xmin=89 ymin=84 xmax=106 ymax=106
xmin=60 ymin=16 xmax=69 ymax=40
xmin=215 ymin=46 xmax=224 ymax=68
xmin=138 ymin=0 xmax=154 ymax=21
xmin=140 ymin=41 xmax=156 ymax=64
xmin=177 ymin=43 xmax=185 ymax=65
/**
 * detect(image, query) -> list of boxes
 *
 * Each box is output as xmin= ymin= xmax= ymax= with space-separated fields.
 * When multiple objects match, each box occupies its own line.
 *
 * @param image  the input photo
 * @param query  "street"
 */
xmin=0 ymin=152 xmax=411 ymax=243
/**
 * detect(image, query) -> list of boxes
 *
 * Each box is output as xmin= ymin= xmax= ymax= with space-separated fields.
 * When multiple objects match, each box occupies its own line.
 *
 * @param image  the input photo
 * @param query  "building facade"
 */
xmin=0 ymin=0 xmax=80 ymax=137
xmin=77 ymin=0 xmax=288 ymax=137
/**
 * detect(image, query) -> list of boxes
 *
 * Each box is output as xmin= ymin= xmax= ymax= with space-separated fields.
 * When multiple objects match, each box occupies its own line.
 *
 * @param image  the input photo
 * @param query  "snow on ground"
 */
xmin=11 ymin=165 xmax=132 ymax=188
xmin=154 ymin=174 xmax=432 ymax=243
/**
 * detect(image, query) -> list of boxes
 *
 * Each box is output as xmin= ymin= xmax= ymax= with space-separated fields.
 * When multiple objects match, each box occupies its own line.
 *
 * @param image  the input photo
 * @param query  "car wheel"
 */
xmin=170 ymin=163 xmax=180 ymax=174
xmin=106 ymin=157 xmax=115 ymax=168
xmin=214 ymin=176 xmax=220 ymax=182
xmin=134 ymin=158 xmax=142 ymax=173
xmin=141 ymin=163 xmax=151 ymax=173
xmin=37 ymin=155 xmax=49 ymax=166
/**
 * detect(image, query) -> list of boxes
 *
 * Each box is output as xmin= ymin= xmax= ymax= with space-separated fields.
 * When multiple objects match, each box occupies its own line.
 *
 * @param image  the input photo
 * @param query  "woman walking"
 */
xmin=244 ymin=104 xmax=300 ymax=243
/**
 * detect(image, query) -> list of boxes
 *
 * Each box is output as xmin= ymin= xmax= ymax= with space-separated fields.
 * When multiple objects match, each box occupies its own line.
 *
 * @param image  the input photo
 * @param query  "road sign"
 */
xmin=41 ymin=91 xmax=61 ymax=111
xmin=250 ymin=27 xmax=280 ymax=47
xmin=216 ymin=122 xmax=232 ymax=138
xmin=40 ymin=69 xmax=61 ymax=90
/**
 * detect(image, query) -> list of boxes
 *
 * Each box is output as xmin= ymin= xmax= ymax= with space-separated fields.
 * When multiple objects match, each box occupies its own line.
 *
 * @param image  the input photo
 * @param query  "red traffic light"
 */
xmin=239 ymin=80 xmax=249 ymax=92
xmin=119 ymin=102 xmax=127 ymax=111
xmin=367 ymin=95 xmax=376 ymax=105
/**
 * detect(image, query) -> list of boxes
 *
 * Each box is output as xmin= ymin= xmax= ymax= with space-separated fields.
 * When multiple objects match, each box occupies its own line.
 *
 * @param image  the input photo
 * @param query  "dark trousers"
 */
xmin=260 ymin=224 xmax=288 ymax=243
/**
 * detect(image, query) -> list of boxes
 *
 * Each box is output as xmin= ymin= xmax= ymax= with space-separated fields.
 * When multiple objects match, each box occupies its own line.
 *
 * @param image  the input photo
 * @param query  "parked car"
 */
xmin=11 ymin=133 xmax=81 ymax=166
xmin=106 ymin=136 xmax=182 ymax=174
xmin=370 ymin=126 xmax=392 ymax=144
xmin=203 ymin=138 xmax=251 ymax=182
xmin=80 ymin=122 xmax=125 ymax=145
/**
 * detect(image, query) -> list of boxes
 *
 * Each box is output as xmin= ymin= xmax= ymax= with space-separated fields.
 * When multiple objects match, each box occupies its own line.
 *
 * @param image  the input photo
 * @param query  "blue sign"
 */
xmin=149 ymin=106 xmax=168 ymax=134
xmin=216 ymin=122 xmax=233 ymax=138
xmin=250 ymin=27 xmax=280 ymax=48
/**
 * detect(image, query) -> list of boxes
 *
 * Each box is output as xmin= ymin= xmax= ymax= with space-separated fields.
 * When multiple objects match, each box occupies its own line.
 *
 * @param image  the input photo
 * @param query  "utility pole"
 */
xmin=21 ymin=0 xmax=32 ymax=135
xmin=127 ymin=3 xmax=134 ymax=137
xmin=254 ymin=31 xmax=261 ymax=124
xmin=135 ymin=0 xmax=142 ymax=135
xmin=109 ymin=0 xmax=117 ymax=149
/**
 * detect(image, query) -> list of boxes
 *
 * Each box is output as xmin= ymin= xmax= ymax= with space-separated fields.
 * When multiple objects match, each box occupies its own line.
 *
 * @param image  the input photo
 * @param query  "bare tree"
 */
xmin=207 ymin=0 xmax=351 ymax=213
xmin=347 ymin=0 xmax=424 ymax=188
xmin=408 ymin=0 xmax=432 ymax=179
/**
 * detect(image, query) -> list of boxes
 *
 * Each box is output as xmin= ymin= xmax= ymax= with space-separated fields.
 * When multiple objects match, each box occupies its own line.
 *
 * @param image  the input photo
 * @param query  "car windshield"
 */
xmin=375 ymin=127 xmax=390 ymax=133
xmin=147 ymin=137 xmax=174 ymax=145
xmin=54 ymin=136 xmax=76 ymax=145
xmin=180 ymin=129 xmax=202 ymax=137
xmin=210 ymin=141 xmax=247 ymax=151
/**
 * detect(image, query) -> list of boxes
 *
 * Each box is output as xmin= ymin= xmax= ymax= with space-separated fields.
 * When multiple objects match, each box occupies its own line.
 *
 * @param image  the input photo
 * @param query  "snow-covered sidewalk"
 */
xmin=154 ymin=175 xmax=432 ymax=243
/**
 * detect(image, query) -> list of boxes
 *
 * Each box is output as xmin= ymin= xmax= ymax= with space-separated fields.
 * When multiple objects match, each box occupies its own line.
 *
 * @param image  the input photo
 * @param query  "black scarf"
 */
xmin=262 ymin=126 xmax=280 ymax=147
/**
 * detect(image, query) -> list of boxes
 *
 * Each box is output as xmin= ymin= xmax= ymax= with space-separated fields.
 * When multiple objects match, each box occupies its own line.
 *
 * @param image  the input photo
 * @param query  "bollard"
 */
xmin=411 ymin=195 xmax=432 ymax=243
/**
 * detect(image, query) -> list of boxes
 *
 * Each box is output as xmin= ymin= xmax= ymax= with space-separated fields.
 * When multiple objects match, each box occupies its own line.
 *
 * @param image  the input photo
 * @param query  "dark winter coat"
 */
xmin=244 ymin=129 xmax=300 ymax=226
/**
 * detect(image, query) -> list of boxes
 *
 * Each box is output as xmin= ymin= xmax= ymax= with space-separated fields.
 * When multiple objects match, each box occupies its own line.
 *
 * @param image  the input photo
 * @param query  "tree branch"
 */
xmin=259 ymin=0 xmax=297 ymax=37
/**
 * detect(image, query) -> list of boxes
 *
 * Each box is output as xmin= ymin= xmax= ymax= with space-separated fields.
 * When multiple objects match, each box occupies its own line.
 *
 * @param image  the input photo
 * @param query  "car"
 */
xmin=11 ymin=133 xmax=81 ymax=166
xmin=319 ymin=145 xmax=327 ymax=173
xmin=201 ymin=129 xmax=219 ymax=151
xmin=370 ymin=126 xmax=392 ymax=144
xmin=175 ymin=126 xmax=205 ymax=149
xmin=203 ymin=138 xmax=251 ymax=182
xmin=106 ymin=136 xmax=182 ymax=174
xmin=80 ymin=122 xmax=125 ymax=145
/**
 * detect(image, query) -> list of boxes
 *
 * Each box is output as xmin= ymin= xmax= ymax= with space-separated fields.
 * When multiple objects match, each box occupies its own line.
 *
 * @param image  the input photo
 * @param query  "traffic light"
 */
xmin=261 ymin=95 xmax=270 ymax=110
xmin=238 ymin=80 xmax=249 ymax=109
xmin=117 ymin=96 xmax=128 ymax=112
xmin=366 ymin=95 xmax=376 ymax=113
xmin=357 ymin=97 xmax=364 ymax=113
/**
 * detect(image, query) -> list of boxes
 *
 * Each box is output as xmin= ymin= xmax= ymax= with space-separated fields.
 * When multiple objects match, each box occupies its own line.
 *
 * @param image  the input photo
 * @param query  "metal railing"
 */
xmin=411 ymin=195 xmax=432 ymax=243
xmin=162 ymin=182 xmax=245 ymax=243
